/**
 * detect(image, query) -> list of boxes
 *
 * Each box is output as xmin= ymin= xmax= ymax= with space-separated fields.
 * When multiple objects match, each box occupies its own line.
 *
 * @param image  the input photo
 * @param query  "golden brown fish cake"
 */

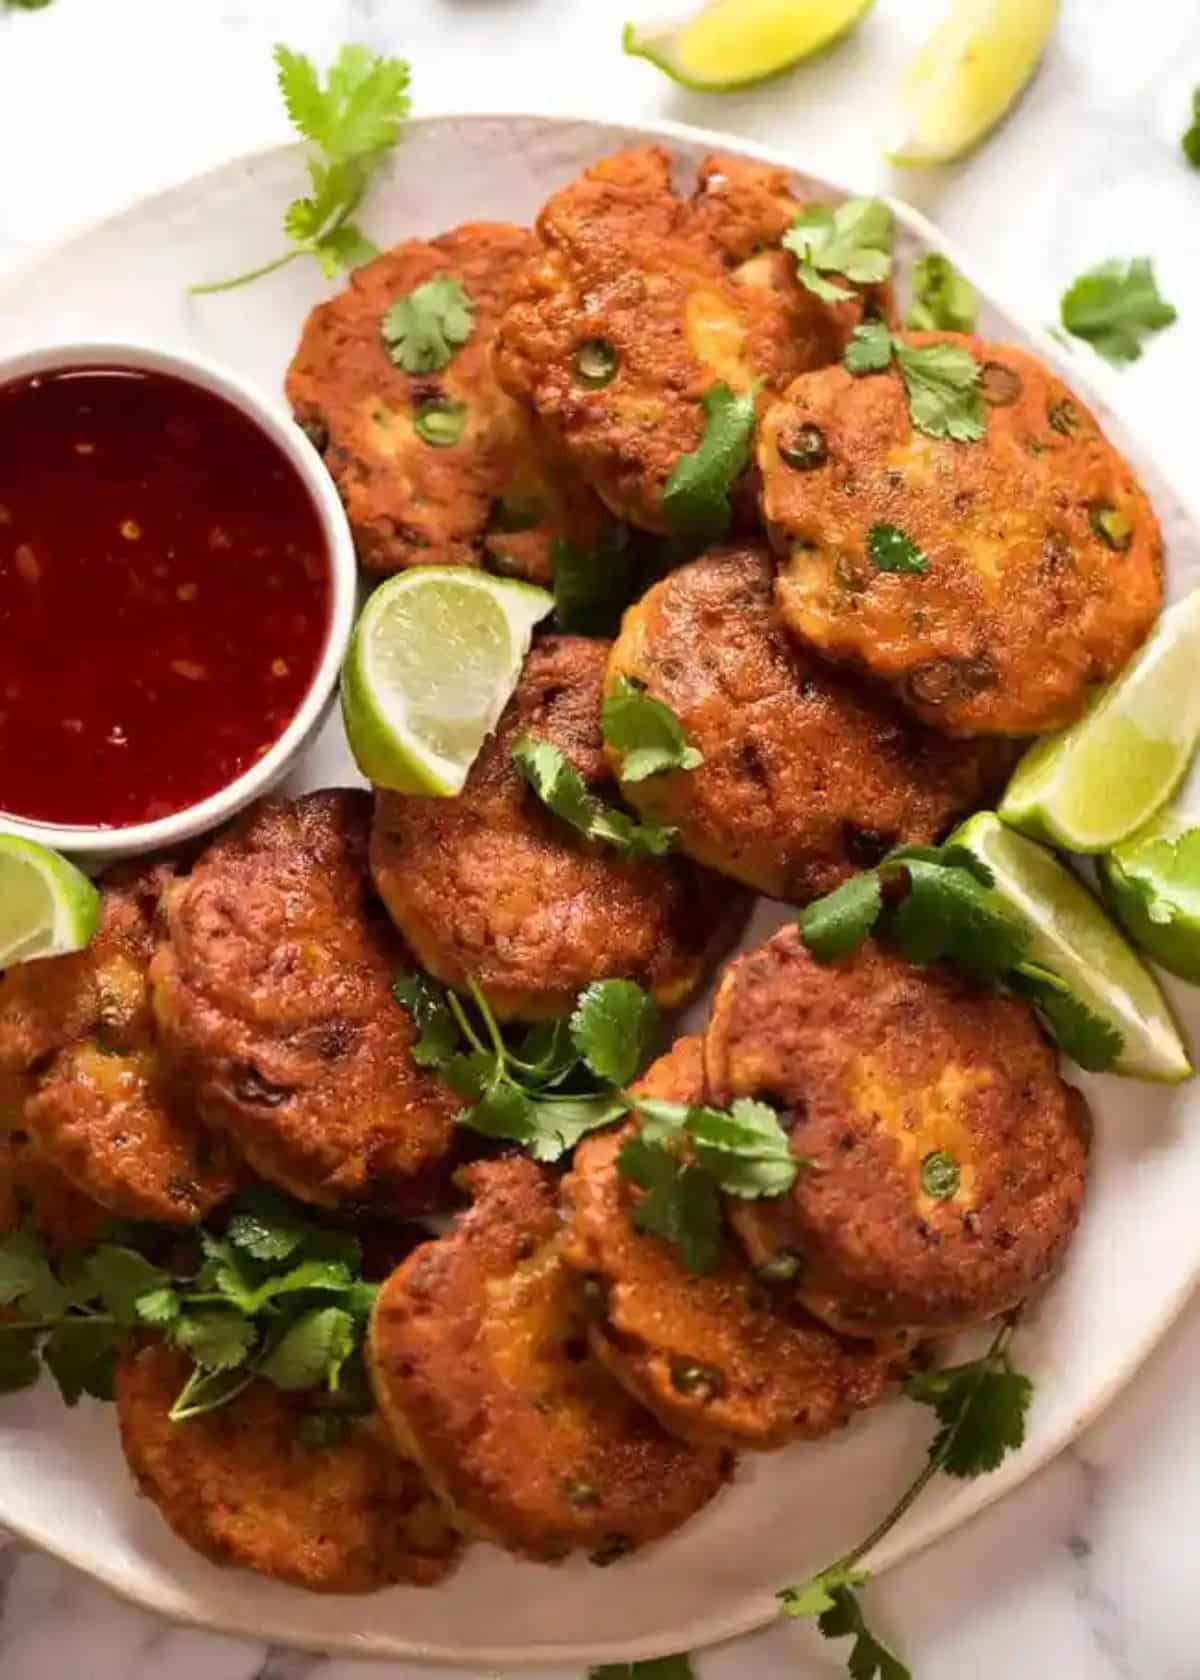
xmin=704 ymin=927 xmax=1090 ymax=1337
xmin=606 ymin=545 xmax=1012 ymax=901
xmin=371 ymin=635 xmax=747 ymax=1020
xmin=286 ymin=222 xmax=606 ymax=582
xmin=151 ymin=791 xmax=458 ymax=1210
xmin=369 ymin=1155 xmax=731 ymax=1562
xmin=760 ymin=335 xmax=1164 ymax=736
xmin=116 ymin=1342 xmax=460 ymax=1593
xmin=494 ymin=146 xmax=837 ymax=534
xmin=562 ymin=1038 xmax=910 ymax=1452
xmin=0 ymin=1127 xmax=107 ymax=1254
xmin=0 ymin=864 xmax=235 ymax=1226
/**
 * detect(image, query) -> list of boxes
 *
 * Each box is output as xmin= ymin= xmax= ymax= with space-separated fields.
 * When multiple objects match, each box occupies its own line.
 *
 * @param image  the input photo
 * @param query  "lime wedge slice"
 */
xmin=341 ymin=568 xmax=554 ymax=797
xmin=0 ymin=834 xmax=100 ymax=969
xmin=882 ymin=0 xmax=1060 ymax=166
xmin=623 ymin=0 xmax=875 ymax=91
xmin=955 ymin=812 xmax=1191 ymax=1083
xmin=1101 ymin=812 xmax=1200 ymax=985
xmin=999 ymin=592 xmax=1200 ymax=854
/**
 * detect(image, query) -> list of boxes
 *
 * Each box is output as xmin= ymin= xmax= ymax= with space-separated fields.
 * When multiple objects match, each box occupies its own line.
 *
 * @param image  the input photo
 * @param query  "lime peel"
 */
xmin=623 ymin=0 xmax=875 ymax=92
xmin=0 ymin=835 xmax=101 ymax=969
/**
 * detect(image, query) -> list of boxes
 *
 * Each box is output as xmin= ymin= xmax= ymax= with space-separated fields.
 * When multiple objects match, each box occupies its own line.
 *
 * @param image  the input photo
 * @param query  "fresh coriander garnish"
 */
xmin=907 ymin=252 xmax=979 ymax=334
xmin=843 ymin=327 xmax=986 ymax=443
xmin=662 ymin=383 xmax=758 ymax=541
xmin=511 ymin=734 xmax=679 ymax=857
xmin=781 ymin=1319 xmax=1032 ymax=1680
xmin=381 ymin=274 xmax=475 ymax=374
xmin=1185 ymin=89 xmax=1200 ymax=168
xmin=591 ymin=1658 xmax=695 ymax=1680
xmin=796 ymin=843 xmax=1123 ymax=1071
xmin=1059 ymin=258 xmax=1177 ymax=366
xmin=602 ymin=676 xmax=703 ymax=782
xmin=552 ymin=526 xmax=640 ymax=637
xmin=782 ymin=198 xmax=895 ymax=304
xmin=867 ymin=523 xmax=929 ymax=576
xmin=192 ymin=44 xmax=411 ymax=294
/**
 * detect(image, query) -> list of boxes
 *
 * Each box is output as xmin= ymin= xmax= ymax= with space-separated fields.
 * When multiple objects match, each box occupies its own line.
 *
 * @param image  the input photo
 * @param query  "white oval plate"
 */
xmin=0 ymin=113 xmax=1196 ymax=1672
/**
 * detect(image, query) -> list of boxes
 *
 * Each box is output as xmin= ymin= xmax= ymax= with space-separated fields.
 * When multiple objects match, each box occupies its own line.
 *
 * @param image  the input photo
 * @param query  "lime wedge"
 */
xmin=623 ymin=0 xmax=875 ymax=91
xmin=0 ymin=834 xmax=100 ymax=969
xmin=955 ymin=812 xmax=1191 ymax=1083
xmin=1101 ymin=812 xmax=1200 ymax=985
xmin=999 ymin=592 xmax=1200 ymax=854
xmin=882 ymin=0 xmax=1059 ymax=166
xmin=341 ymin=568 xmax=553 ymax=797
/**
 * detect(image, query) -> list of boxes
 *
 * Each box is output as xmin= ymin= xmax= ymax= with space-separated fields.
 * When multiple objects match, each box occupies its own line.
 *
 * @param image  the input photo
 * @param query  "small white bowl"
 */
xmin=0 ymin=341 xmax=356 ymax=862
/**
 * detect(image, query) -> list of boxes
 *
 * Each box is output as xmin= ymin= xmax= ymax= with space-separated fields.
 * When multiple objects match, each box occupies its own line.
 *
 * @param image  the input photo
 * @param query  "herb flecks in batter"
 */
xmin=868 ymin=523 xmax=929 ymax=576
xmin=783 ymin=198 xmax=895 ymax=304
xmin=602 ymin=676 xmax=703 ymax=782
xmin=382 ymin=274 xmax=475 ymax=374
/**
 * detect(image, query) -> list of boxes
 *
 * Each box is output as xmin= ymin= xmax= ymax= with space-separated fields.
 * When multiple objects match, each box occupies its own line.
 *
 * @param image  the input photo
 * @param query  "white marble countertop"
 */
xmin=2 ymin=0 xmax=1199 ymax=1675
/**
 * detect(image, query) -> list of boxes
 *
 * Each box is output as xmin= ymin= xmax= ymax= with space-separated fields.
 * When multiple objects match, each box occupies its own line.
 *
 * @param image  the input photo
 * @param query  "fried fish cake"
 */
xmin=286 ymin=222 xmax=606 ymax=582
xmin=0 ymin=864 xmax=235 ymax=1226
xmin=760 ymin=335 xmax=1164 ymax=736
xmin=151 ymin=791 xmax=458 ymax=1210
xmin=606 ymin=545 xmax=1011 ymax=901
xmin=371 ymin=635 xmax=746 ymax=1020
xmin=116 ymin=1343 xmax=460 ymax=1593
xmin=494 ymin=147 xmax=844 ymax=533
xmin=369 ymin=1155 xmax=731 ymax=1562
xmin=0 ymin=1127 xmax=106 ymax=1253
xmin=705 ymin=928 xmax=1090 ymax=1337
xmin=563 ymin=1038 xmax=909 ymax=1452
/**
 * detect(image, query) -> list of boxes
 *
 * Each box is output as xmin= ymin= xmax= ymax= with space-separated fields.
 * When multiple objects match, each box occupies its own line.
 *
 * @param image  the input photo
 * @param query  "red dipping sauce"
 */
xmin=0 ymin=366 xmax=332 ymax=829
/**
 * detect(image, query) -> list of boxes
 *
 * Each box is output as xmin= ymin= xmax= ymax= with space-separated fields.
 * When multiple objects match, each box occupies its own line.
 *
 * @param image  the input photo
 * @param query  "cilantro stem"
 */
xmin=446 ymin=988 xmax=488 ymax=1057
xmin=189 ymin=248 xmax=304 ymax=296
xmin=466 ymin=975 xmax=509 ymax=1066
xmin=0 ymin=1315 xmax=116 ymax=1333
xmin=169 ymin=1364 xmax=258 ymax=1423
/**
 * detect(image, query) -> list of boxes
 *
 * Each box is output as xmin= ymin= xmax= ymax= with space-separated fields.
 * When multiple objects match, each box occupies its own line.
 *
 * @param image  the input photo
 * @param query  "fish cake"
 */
xmin=760 ymin=335 xmax=1164 ymax=736
xmin=371 ymin=635 xmax=746 ymax=1020
xmin=494 ymin=147 xmax=847 ymax=534
xmin=286 ymin=222 xmax=605 ymax=582
xmin=0 ymin=864 xmax=235 ymax=1226
xmin=0 ymin=1127 xmax=105 ymax=1253
xmin=151 ymin=791 xmax=458 ymax=1210
xmin=369 ymin=1155 xmax=731 ymax=1561
xmin=606 ymin=545 xmax=1011 ymax=901
xmin=704 ymin=927 xmax=1090 ymax=1337
xmin=563 ymin=1038 xmax=909 ymax=1452
xmin=116 ymin=1342 xmax=460 ymax=1593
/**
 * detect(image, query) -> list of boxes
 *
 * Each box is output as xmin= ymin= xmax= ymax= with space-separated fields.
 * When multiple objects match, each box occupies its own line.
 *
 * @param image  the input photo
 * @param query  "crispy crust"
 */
xmin=285 ymin=222 xmax=606 ymax=581
xmin=150 ymin=791 xmax=458 ymax=1210
xmin=370 ymin=635 xmax=748 ymax=1020
xmin=116 ymin=1343 xmax=460 ymax=1592
xmin=704 ymin=928 xmax=1090 ymax=1336
xmin=0 ymin=1127 xmax=105 ymax=1253
xmin=606 ymin=545 xmax=1012 ymax=901
xmin=369 ymin=1154 xmax=732 ymax=1561
xmin=562 ymin=1039 xmax=910 ymax=1451
xmin=0 ymin=863 xmax=235 ymax=1225
xmin=760 ymin=335 xmax=1164 ymax=736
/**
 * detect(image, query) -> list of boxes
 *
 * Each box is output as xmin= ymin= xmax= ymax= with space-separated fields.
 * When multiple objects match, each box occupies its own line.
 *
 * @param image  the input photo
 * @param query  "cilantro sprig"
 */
xmin=797 ymin=843 xmax=1123 ymax=1072
xmin=868 ymin=523 xmax=928 ymax=576
xmin=512 ymin=734 xmax=678 ymax=857
xmin=844 ymin=324 xmax=986 ymax=443
xmin=591 ymin=1660 xmax=694 ymax=1680
xmin=782 ymin=1320 xmax=1032 ymax=1680
xmin=1185 ymin=89 xmax=1200 ymax=168
xmin=193 ymin=44 xmax=411 ymax=294
xmin=907 ymin=252 xmax=979 ymax=334
xmin=783 ymin=198 xmax=895 ymax=303
xmin=553 ymin=526 xmax=641 ymax=636
xmin=382 ymin=274 xmax=475 ymax=374
xmin=1059 ymin=258 xmax=1177 ymax=366
xmin=662 ymin=384 xmax=758 ymax=542
xmin=602 ymin=677 xmax=702 ymax=782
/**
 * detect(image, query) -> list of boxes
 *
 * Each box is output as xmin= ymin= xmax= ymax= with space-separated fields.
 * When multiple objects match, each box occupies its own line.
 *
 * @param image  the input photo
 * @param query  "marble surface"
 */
xmin=1 ymin=0 xmax=1199 ymax=1675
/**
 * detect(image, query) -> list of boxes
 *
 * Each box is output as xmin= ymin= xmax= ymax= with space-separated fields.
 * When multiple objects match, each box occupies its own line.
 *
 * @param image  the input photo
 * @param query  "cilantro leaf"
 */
xmin=552 ymin=526 xmax=640 ymax=637
xmin=685 ymin=1099 xmax=800 ymax=1199
xmin=602 ymin=677 xmax=703 ymax=783
xmin=662 ymin=384 xmax=757 ymax=541
xmin=381 ymin=274 xmax=475 ymax=374
xmin=460 ymin=1082 xmax=626 ymax=1162
xmin=780 ymin=1563 xmax=868 ymax=1619
xmin=1008 ymin=964 xmax=1123 ymax=1073
xmin=887 ymin=855 xmax=1028 ymax=978
xmin=907 ymin=1350 xmax=1033 ymax=1479
xmin=511 ymin=735 xmax=678 ymax=858
xmin=570 ymin=979 xmax=659 ymax=1087
xmin=907 ymin=252 xmax=979 ymax=334
xmin=590 ymin=1660 xmax=694 ymax=1680
xmin=0 ymin=1229 xmax=54 ymax=1307
xmin=84 ymin=1246 xmax=171 ymax=1327
xmin=783 ymin=198 xmax=895 ymax=303
xmin=393 ymin=969 xmax=461 ymax=1068
xmin=0 ymin=1333 xmax=40 ymax=1394
xmin=42 ymin=1321 xmax=121 ymax=1407
xmin=1185 ymin=88 xmax=1200 ymax=168
xmin=893 ymin=339 xmax=986 ymax=442
xmin=619 ymin=1135 xmax=724 ymax=1277
xmin=867 ymin=523 xmax=929 ymax=575
xmin=1110 ymin=826 xmax=1200 ymax=926
xmin=817 ymin=1585 xmax=911 ymax=1680
xmin=225 ymin=1187 xmax=309 ymax=1263
xmin=259 ymin=1306 xmax=356 ymax=1392
xmin=171 ymin=1309 xmax=258 ymax=1375
xmin=844 ymin=322 xmax=894 ymax=374
xmin=798 ymin=872 xmax=883 ymax=962
xmin=135 ymin=1287 xmax=181 ymax=1327
xmin=1060 ymin=258 xmax=1177 ymax=365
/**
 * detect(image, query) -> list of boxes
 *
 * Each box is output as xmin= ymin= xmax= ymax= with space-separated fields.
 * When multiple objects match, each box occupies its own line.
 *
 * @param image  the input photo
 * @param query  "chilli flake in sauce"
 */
xmin=0 ymin=367 xmax=331 ymax=829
